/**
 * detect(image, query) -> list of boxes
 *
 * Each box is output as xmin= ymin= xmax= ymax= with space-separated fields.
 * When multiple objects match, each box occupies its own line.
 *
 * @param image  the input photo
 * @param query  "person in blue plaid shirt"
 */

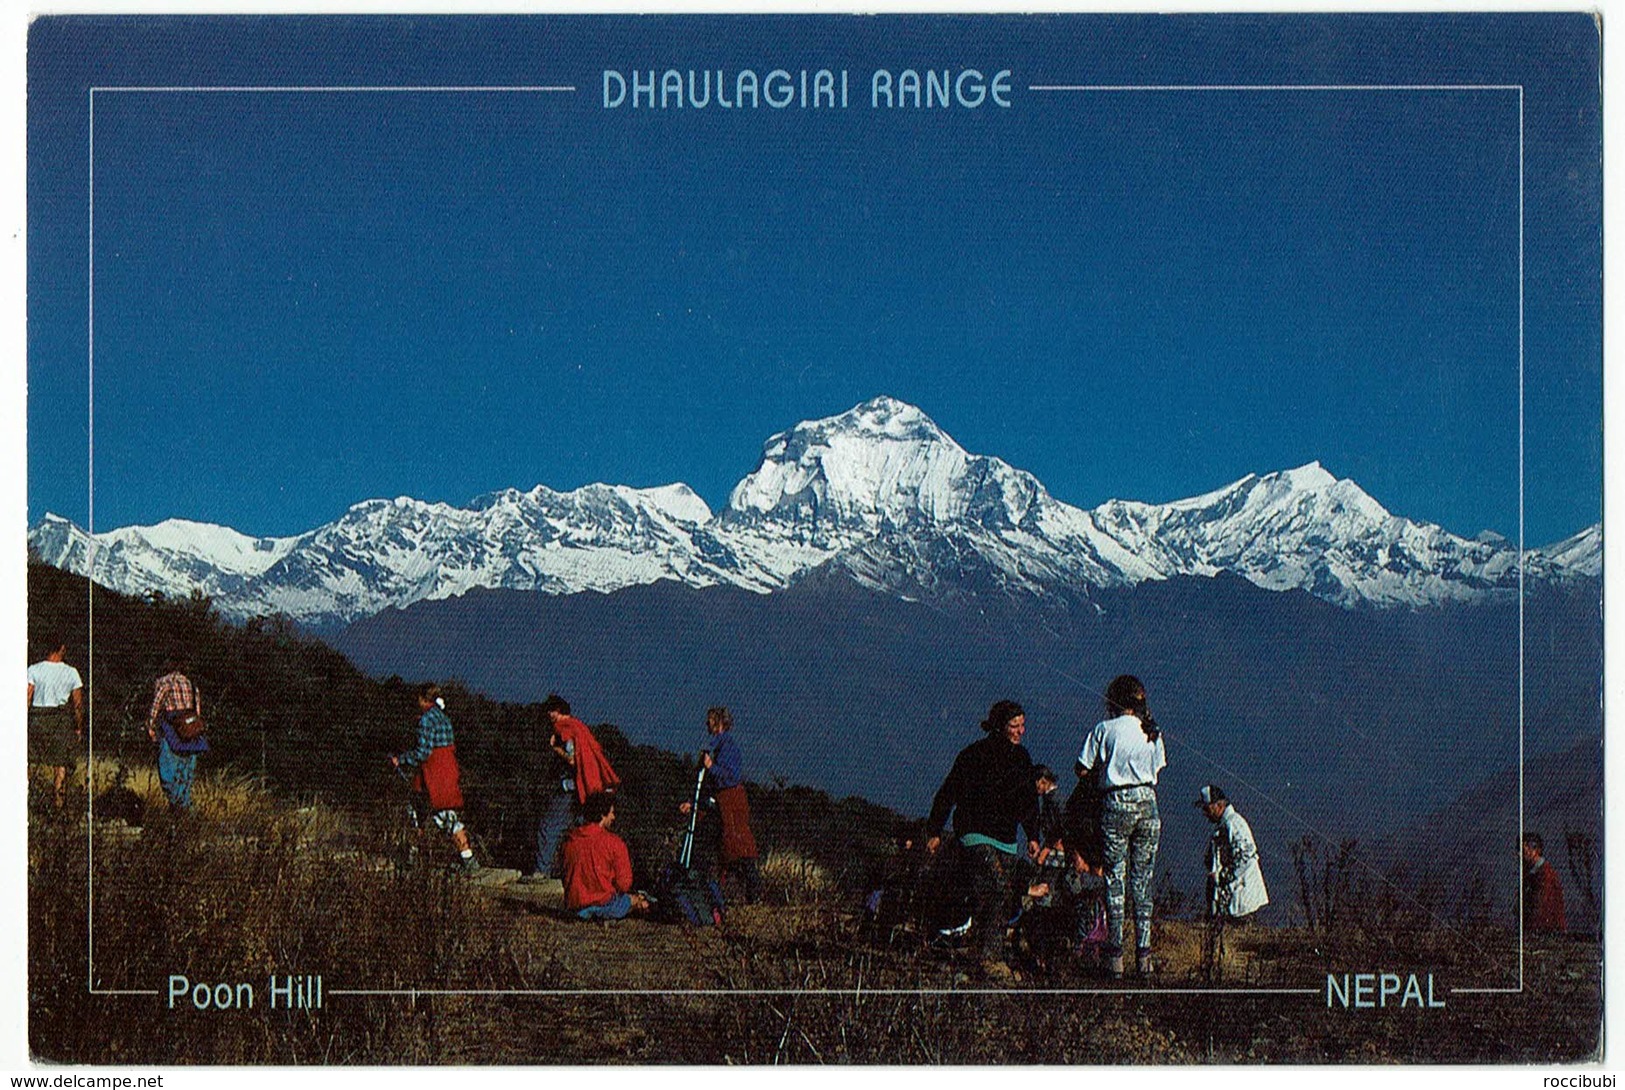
xmin=391 ymin=683 xmax=479 ymax=873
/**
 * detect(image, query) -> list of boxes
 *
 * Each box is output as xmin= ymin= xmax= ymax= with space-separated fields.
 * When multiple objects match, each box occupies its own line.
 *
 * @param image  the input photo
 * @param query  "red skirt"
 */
xmin=716 ymin=785 xmax=758 ymax=863
xmin=412 ymin=744 xmax=465 ymax=812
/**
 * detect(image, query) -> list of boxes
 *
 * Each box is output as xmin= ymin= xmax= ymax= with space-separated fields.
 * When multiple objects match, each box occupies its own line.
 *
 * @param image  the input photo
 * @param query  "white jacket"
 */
xmin=1206 ymin=806 xmax=1269 ymax=918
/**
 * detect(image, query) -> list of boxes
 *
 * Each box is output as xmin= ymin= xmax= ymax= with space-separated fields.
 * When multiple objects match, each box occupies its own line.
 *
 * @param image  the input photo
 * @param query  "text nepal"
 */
xmin=603 ymin=68 xmax=1015 ymax=110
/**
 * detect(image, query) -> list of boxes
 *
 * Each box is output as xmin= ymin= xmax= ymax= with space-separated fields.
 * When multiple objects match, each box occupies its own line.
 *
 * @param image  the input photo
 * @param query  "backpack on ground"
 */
xmin=656 ymin=862 xmax=725 ymax=927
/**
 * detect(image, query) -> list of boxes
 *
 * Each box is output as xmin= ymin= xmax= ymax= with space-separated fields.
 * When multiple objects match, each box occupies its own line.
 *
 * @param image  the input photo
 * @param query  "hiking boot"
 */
xmin=1136 ymin=949 xmax=1155 ymax=977
xmin=937 ymin=916 xmax=973 ymax=939
xmin=1104 ymin=953 xmax=1124 ymax=979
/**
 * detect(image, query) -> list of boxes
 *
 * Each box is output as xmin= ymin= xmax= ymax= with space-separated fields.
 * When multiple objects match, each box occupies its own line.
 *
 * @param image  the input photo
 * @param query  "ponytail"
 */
xmin=1104 ymin=674 xmax=1158 ymax=742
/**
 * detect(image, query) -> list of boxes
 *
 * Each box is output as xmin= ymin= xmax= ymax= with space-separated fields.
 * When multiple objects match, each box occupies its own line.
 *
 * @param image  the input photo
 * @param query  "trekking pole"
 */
xmin=679 ymin=759 xmax=706 ymax=870
xmin=388 ymin=755 xmax=425 ymax=829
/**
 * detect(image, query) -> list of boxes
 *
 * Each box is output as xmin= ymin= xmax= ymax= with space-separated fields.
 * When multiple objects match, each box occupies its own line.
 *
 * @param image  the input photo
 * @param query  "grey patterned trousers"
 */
xmin=1101 ymin=786 xmax=1161 ymax=954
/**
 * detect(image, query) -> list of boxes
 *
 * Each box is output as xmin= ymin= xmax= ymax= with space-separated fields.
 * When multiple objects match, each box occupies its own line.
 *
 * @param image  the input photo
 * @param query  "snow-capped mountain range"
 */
xmin=29 ymin=397 xmax=1601 ymax=627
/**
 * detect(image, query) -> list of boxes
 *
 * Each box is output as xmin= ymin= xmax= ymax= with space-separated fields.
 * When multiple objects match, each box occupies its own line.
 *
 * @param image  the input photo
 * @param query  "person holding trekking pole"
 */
xmin=677 ymin=706 xmax=762 ymax=904
xmin=924 ymin=699 xmax=1040 ymax=983
xmin=1197 ymin=784 xmax=1268 ymax=979
xmin=391 ymin=683 xmax=479 ymax=875
xmin=1076 ymin=675 xmax=1165 ymax=979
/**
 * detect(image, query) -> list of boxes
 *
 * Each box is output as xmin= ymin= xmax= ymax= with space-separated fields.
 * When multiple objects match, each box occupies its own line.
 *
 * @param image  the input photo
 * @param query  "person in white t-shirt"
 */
xmin=1076 ymin=674 xmax=1166 ymax=978
xmin=27 ymin=642 xmax=85 ymax=810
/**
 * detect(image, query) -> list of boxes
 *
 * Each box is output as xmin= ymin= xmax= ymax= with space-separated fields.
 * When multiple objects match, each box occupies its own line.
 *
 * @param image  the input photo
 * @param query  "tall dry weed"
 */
xmin=29 ymin=777 xmax=532 ymax=1064
xmin=758 ymin=850 xmax=837 ymax=905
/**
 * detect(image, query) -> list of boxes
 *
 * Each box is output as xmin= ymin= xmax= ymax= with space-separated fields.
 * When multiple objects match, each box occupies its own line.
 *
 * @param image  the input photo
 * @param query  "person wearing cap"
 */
xmin=530 ymin=693 xmax=621 ymax=882
xmin=1197 ymin=785 xmax=1268 ymax=920
xmin=392 ymin=683 xmax=479 ymax=874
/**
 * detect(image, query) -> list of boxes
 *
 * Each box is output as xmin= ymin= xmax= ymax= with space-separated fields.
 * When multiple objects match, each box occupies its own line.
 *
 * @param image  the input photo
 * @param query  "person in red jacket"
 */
xmin=562 ymin=792 xmax=648 ymax=921
xmin=532 ymin=694 xmax=623 ymax=881
xmin=1522 ymin=832 xmax=1566 ymax=934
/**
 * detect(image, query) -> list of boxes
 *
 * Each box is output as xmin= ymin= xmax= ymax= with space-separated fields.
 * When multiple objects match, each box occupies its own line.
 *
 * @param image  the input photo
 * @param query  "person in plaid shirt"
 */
xmin=392 ymin=683 xmax=480 ymax=874
xmin=148 ymin=655 xmax=208 ymax=810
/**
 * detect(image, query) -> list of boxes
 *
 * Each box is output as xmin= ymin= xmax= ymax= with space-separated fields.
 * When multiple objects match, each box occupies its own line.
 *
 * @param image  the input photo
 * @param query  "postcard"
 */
xmin=21 ymin=12 xmax=1603 ymax=1070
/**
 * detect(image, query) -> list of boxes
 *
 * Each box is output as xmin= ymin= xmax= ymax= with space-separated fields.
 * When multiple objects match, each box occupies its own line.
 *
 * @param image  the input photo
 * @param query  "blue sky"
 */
xmin=27 ymin=14 xmax=1601 ymax=545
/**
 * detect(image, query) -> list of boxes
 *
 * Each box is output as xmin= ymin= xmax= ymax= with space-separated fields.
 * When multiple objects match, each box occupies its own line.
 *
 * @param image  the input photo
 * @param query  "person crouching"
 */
xmin=563 ymin=792 xmax=650 ymax=921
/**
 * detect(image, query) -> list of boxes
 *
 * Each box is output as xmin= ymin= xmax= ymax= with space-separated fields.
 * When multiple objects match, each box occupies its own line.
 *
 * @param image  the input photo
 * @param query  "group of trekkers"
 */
xmin=382 ymin=665 xmax=1268 ymax=978
xmin=392 ymin=683 xmax=758 ymax=922
xmin=913 ymin=674 xmax=1267 ymax=982
xmin=26 ymin=643 xmax=1571 ymax=978
xmin=26 ymin=643 xmax=207 ymax=813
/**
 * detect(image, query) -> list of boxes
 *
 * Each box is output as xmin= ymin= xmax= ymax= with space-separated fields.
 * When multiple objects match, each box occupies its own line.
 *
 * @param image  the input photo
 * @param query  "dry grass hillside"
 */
xmin=28 ymin=762 xmax=1601 ymax=1065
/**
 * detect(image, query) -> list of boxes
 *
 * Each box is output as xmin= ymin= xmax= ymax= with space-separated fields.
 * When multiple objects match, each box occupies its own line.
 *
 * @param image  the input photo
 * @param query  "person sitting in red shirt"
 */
xmin=1522 ymin=832 xmax=1567 ymax=934
xmin=562 ymin=793 xmax=648 ymax=921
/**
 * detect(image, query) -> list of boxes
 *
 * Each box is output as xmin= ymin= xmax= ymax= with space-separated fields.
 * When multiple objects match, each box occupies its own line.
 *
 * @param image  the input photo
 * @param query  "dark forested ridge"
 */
xmin=27 ymin=560 xmax=905 ymax=883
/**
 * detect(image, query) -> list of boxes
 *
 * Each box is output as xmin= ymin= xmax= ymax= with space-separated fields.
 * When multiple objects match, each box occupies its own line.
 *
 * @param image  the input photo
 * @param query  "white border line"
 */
xmin=1518 ymin=83 xmax=1527 ymax=993
xmin=85 ymin=87 xmax=96 ymax=995
xmin=1029 ymin=83 xmax=1523 ymax=92
xmin=93 ymin=85 xmax=576 ymax=93
xmin=79 ymin=80 xmax=1529 ymax=1001
xmin=327 ymin=987 xmax=1326 ymax=997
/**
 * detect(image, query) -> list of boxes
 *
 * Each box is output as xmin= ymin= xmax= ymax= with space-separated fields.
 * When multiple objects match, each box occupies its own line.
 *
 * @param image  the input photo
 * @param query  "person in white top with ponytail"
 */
xmin=1076 ymin=674 xmax=1166 ymax=979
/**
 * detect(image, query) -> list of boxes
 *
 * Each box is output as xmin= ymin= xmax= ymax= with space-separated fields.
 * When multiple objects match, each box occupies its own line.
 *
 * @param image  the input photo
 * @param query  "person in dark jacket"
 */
xmin=1031 ymin=766 xmax=1067 ymax=859
xmin=925 ymin=700 xmax=1040 ymax=981
xmin=1010 ymin=766 xmax=1067 ymax=910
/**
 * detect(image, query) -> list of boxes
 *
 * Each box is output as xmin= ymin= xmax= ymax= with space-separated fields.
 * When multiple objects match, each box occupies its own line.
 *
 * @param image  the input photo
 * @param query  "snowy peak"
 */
xmin=29 ymin=511 xmax=299 ymax=573
xmin=1149 ymin=462 xmax=1387 ymax=524
xmin=28 ymin=511 xmax=301 ymax=604
xmin=723 ymin=396 xmax=1048 ymax=542
xmin=633 ymin=483 xmax=714 ymax=525
xmin=1531 ymin=523 xmax=1602 ymax=578
xmin=1091 ymin=461 xmax=1523 ymax=607
xmin=820 ymin=395 xmax=955 ymax=444
xmin=1277 ymin=460 xmax=1336 ymax=491
xmin=471 ymin=482 xmax=712 ymax=525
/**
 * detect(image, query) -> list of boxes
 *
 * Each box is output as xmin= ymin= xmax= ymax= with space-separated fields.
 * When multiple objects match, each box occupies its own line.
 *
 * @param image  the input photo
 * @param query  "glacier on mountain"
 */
xmin=29 ymin=396 xmax=1601 ymax=625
